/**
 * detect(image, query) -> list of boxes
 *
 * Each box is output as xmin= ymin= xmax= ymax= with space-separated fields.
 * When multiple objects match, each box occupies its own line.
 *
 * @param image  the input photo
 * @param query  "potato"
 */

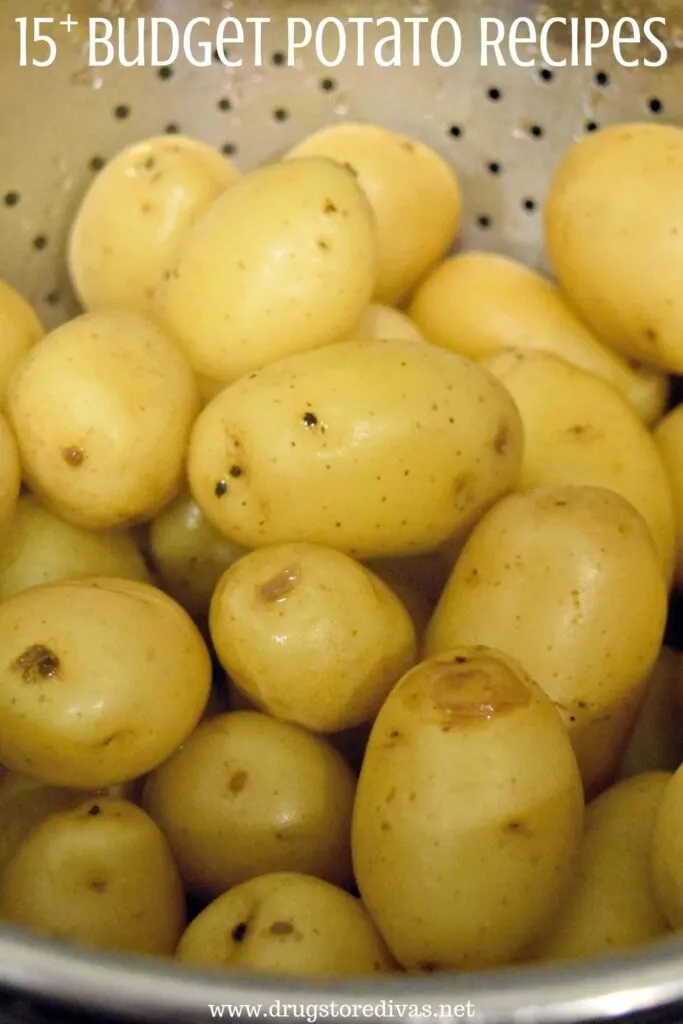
xmin=533 ymin=773 xmax=670 ymax=961
xmin=650 ymin=763 xmax=683 ymax=928
xmin=352 ymin=647 xmax=584 ymax=970
xmin=149 ymin=491 xmax=246 ymax=619
xmin=176 ymin=872 xmax=395 ymax=976
xmin=7 ymin=312 xmax=199 ymax=529
xmin=287 ymin=123 xmax=462 ymax=304
xmin=161 ymin=158 xmax=377 ymax=385
xmin=0 ymin=578 xmax=211 ymax=788
xmin=483 ymin=350 xmax=676 ymax=580
xmin=1 ymin=798 xmax=185 ymax=955
xmin=545 ymin=123 xmax=683 ymax=373
xmin=0 ymin=280 xmax=44 ymax=407
xmin=0 ymin=412 xmax=21 ymax=538
xmin=69 ymin=136 xmax=239 ymax=318
xmin=0 ymin=494 xmax=150 ymax=601
xmin=617 ymin=650 xmax=683 ymax=780
xmin=350 ymin=304 xmax=425 ymax=344
xmin=143 ymin=711 xmax=355 ymax=898
xmin=408 ymin=252 xmax=668 ymax=425
xmin=188 ymin=339 xmax=523 ymax=559
xmin=210 ymin=543 xmax=416 ymax=733
xmin=425 ymin=487 xmax=668 ymax=793
xmin=655 ymin=406 xmax=683 ymax=590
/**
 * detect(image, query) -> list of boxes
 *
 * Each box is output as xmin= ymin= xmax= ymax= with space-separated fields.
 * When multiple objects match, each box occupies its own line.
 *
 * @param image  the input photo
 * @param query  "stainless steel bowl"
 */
xmin=1 ymin=1 xmax=683 ymax=1019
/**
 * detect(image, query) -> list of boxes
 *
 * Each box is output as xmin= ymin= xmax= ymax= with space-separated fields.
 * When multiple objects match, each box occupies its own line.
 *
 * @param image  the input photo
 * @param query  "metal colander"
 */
xmin=2 ymin=1 xmax=683 ymax=1021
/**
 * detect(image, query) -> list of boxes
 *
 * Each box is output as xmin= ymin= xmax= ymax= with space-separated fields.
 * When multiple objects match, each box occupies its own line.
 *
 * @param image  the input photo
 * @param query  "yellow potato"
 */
xmin=350 ymin=304 xmax=425 ymax=343
xmin=210 ymin=543 xmax=416 ymax=733
xmin=533 ymin=773 xmax=671 ymax=961
xmin=188 ymin=339 xmax=523 ymax=559
xmin=1 ymin=798 xmax=185 ymax=955
xmin=408 ymin=252 xmax=668 ymax=425
xmin=651 ymin=763 xmax=683 ymax=928
xmin=7 ymin=312 xmax=199 ymax=529
xmin=425 ymin=487 xmax=668 ymax=793
xmin=0 ymin=494 xmax=150 ymax=601
xmin=0 ymin=280 xmax=44 ymax=407
xmin=287 ymin=123 xmax=462 ymax=304
xmin=545 ymin=123 xmax=683 ymax=373
xmin=0 ymin=412 xmax=21 ymax=538
xmin=352 ymin=648 xmax=584 ymax=970
xmin=617 ymin=649 xmax=683 ymax=780
xmin=143 ymin=711 xmax=355 ymax=898
xmin=161 ymin=158 xmax=377 ymax=384
xmin=176 ymin=872 xmax=395 ymax=976
xmin=655 ymin=406 xmax=683 ymax=590
xmin=0 ymin=578 xmax=211 ymax=788
xmin=483 ymin=349 xmax=676 ymax=580
xmin=149 ymin=491 xmax=246 ymax=619
xmin=69 ymin=135 xmax=239 ymax=318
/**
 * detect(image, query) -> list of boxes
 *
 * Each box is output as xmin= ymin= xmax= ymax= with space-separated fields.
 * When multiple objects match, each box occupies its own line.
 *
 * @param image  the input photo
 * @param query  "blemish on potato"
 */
xmin=89 ymin=880 xmax=108 ymax=893
xmin=229 ymin=465 xmax=243 ymax=478
xmin=323 ymin=200 xmax=337 ymax=214
xmin=380 ymin=821 xmax=392 ymax=831
xmin=644 ymin=327 xmax=659 ymax=344
xmin=259 ymin=566 xmax=301 ymax=603
xmin=87 ymin=805 xmax=101 ymax=817
xmin=427 ymin=657 xmax=530 ymax=721
xmin=12 ymin=644 xmax=60 ymax=683
xmin=229 ymin=769 xmax=249 ymax=794
xmin=493 ymin=423 xmax=510 ymax=455
xmin=269 ymin=920 xmax=295 ymax=936
xmin=505 ymin=820 xmax=533 ymax=837
xmin=317 ymin=238 xmax=331 ymax=251
xmin=215 ymin=480 xmax=228 ymax=498
xmin=231 ymin=921 xmax=248 ymax=943
xmin=302 ymin=412 xmax=319 ymax=428
xmin=386 ymin=788 xmax=397 ymax=804
xmin=62 ymin=446 xmax=85 ymax=467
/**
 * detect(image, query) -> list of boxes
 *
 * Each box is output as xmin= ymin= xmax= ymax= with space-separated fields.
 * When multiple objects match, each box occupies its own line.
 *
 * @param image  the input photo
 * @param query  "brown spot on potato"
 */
xmin=259 ymin=566 xmax=301 ymax=603
xmin=453 ymin=473 xmax=475 ymax=510
xmin=493 ymin=423 xmax=510 ymax=455
xmin=324 ymin=200 xmax=337 ymax=214
xmin=386 ymin=788 xmax=397 ymax=804
xmin=215 ymin=480 xmax=228 ymax=498
xmin=87 ymin=805 xmax=101 ymax=817
xmin=232 ymin=922 xmax=248 ymax=943
xmin=505 ymin=820 xmax=533 ymax=837
xmin=229 ymin=769 xmax=248 ymax=794
xmin=12 ymin=644 xmax=60 ymax=683
xmin=644 ymin=327 xmax=658 ymax=343
xmin=269 ymin=920 xmax=295 ymax=936
xmin=62 ymin=446 xmax=85 ymax=467
xmin=89 ymin=880 xmax=108 ymax=893
xmin=427 ymin=656 xmax=530 ymax=722
xmin=380 ymin=822 xmax=391 ymax=831
xmin=302 ymin=412 xmax=319 ymax=428
xmin=99 ymin=731 xmax=131 ymax=748
xmin=229 ymin=465 xmax=243 ymax=478
xmin=317 ymin=239 xmax=331 ymax=251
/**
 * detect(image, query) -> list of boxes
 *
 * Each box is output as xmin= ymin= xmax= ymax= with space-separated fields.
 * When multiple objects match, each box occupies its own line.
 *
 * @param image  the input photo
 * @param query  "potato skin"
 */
xmin=352 ymin=647 xmax=584 ymax=971
xmin=484 ymin=349 xmax=676 ymax=581
xmin=408 ymin=252 xmax=668 ymax=425
xmin=142 ymin=711 xmax=355 ymax=898
xmin=0 ymin=413 xmax=21 ymax=539
xmin=545 ymin=123 xmax=683 ymax=373
xmin=533 ymin=773 xmax=670 ymax=961
xmin=0 ymin=281 xmax=44 ymax=407
xmin=188 ymin=339 xmax=523 ymax=559
xmin=0 ymin=578 xmax=211 ymax=788
xmin=425 ymin=487 xmax=668 ymax=793
xmin=161 ymin=158 xmax=377 ymax=384
xmin=7 ymin=312 xmax=200 ymax=529
xmin=651 ymin=764 xmax=683 ymax=929
xmin=69 ymin=136 xmax=239 ymax=318
xmin=209 ymin=543 xmax=416 ymax=733
xmin=349 ymin=304 xmax=425 ymax=343
xmin=287 ymin=123 xmax=462 ymax=304
xmin=1 ymin=798 xmax=185 ymax=956
xmin=0 ymin=494 xmax=150 ymax=601
xmin=655 ymin=406 xmax=683 ymax=590
xmin=176 ymin=872 xmax=395 ymax=976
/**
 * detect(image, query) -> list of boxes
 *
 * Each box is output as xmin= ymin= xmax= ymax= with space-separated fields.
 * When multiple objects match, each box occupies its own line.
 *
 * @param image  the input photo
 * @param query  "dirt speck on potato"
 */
xmin=12 ymin=644 xmax=61 ymax=683
xmin=62 ymin=446 xmax=85 ymax=467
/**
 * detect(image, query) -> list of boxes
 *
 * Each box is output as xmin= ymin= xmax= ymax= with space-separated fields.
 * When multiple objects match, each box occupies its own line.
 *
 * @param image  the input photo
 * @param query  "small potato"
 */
xmin=287 ymin=123 xmax=462 ymax=304
xmin=0 ymin=280 xmax=44 ymax=407
xmin=143 ymin=711 xmax=355 ymax=898
xmin=7 ymin=312 xmax=199 ymax=529
xmin=484 ymin=350 xmax=676 ymax=580
xmin=408 ymin=252 xmax=668 ymax=425
xmin=651 ymin=764 xmax=683 ymax=928
xmin=176 ymin=872 xmax=395 ymax=976
xmin=0 ymin=578 xmax=211 ymax=788
xmin=0 ymin=412 xmax=21 ymax=538
xmin=352 ymin=648 xmax=584 ymax=971
xmin=545 ymin=123 xmax=683 ymax=373
xmin=161 ymin=158 xmax=377 ymax=385
xmin=617 ymin=649 xmax=683 ymax=780
xmin=1 ymin=798 xmax=185 ymax=956
xmin=533 ymin=773 xmax=671 ymax=961
xmin=69 ymin=136 xmax=239 ymax=318
xmin=656 ymin=406 xmax=683 ymax=590
xmin=188 ymin=339 xmax=523 ymax=559
xmin=149 ymin=491 xmax=246 ymax=619
xmin=350 ymin=304 xmax=425 ymax=343
xmin=425 ymin=487 xmax=668 ymax=793
xmin=0 ymin=494 xmax=150 ymax=601
xmin=210 ymin=544 xmax=416 ymax=733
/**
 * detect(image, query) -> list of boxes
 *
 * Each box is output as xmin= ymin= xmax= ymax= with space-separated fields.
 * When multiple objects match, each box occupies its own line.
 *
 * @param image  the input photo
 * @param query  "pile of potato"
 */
xmin=3 ymin=119 xmax=683 ymax=977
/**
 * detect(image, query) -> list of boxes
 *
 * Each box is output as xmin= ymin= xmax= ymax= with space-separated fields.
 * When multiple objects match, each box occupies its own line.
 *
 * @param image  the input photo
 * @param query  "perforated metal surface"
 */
xmin=1 ymin=0 xmax=683 ymax=329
